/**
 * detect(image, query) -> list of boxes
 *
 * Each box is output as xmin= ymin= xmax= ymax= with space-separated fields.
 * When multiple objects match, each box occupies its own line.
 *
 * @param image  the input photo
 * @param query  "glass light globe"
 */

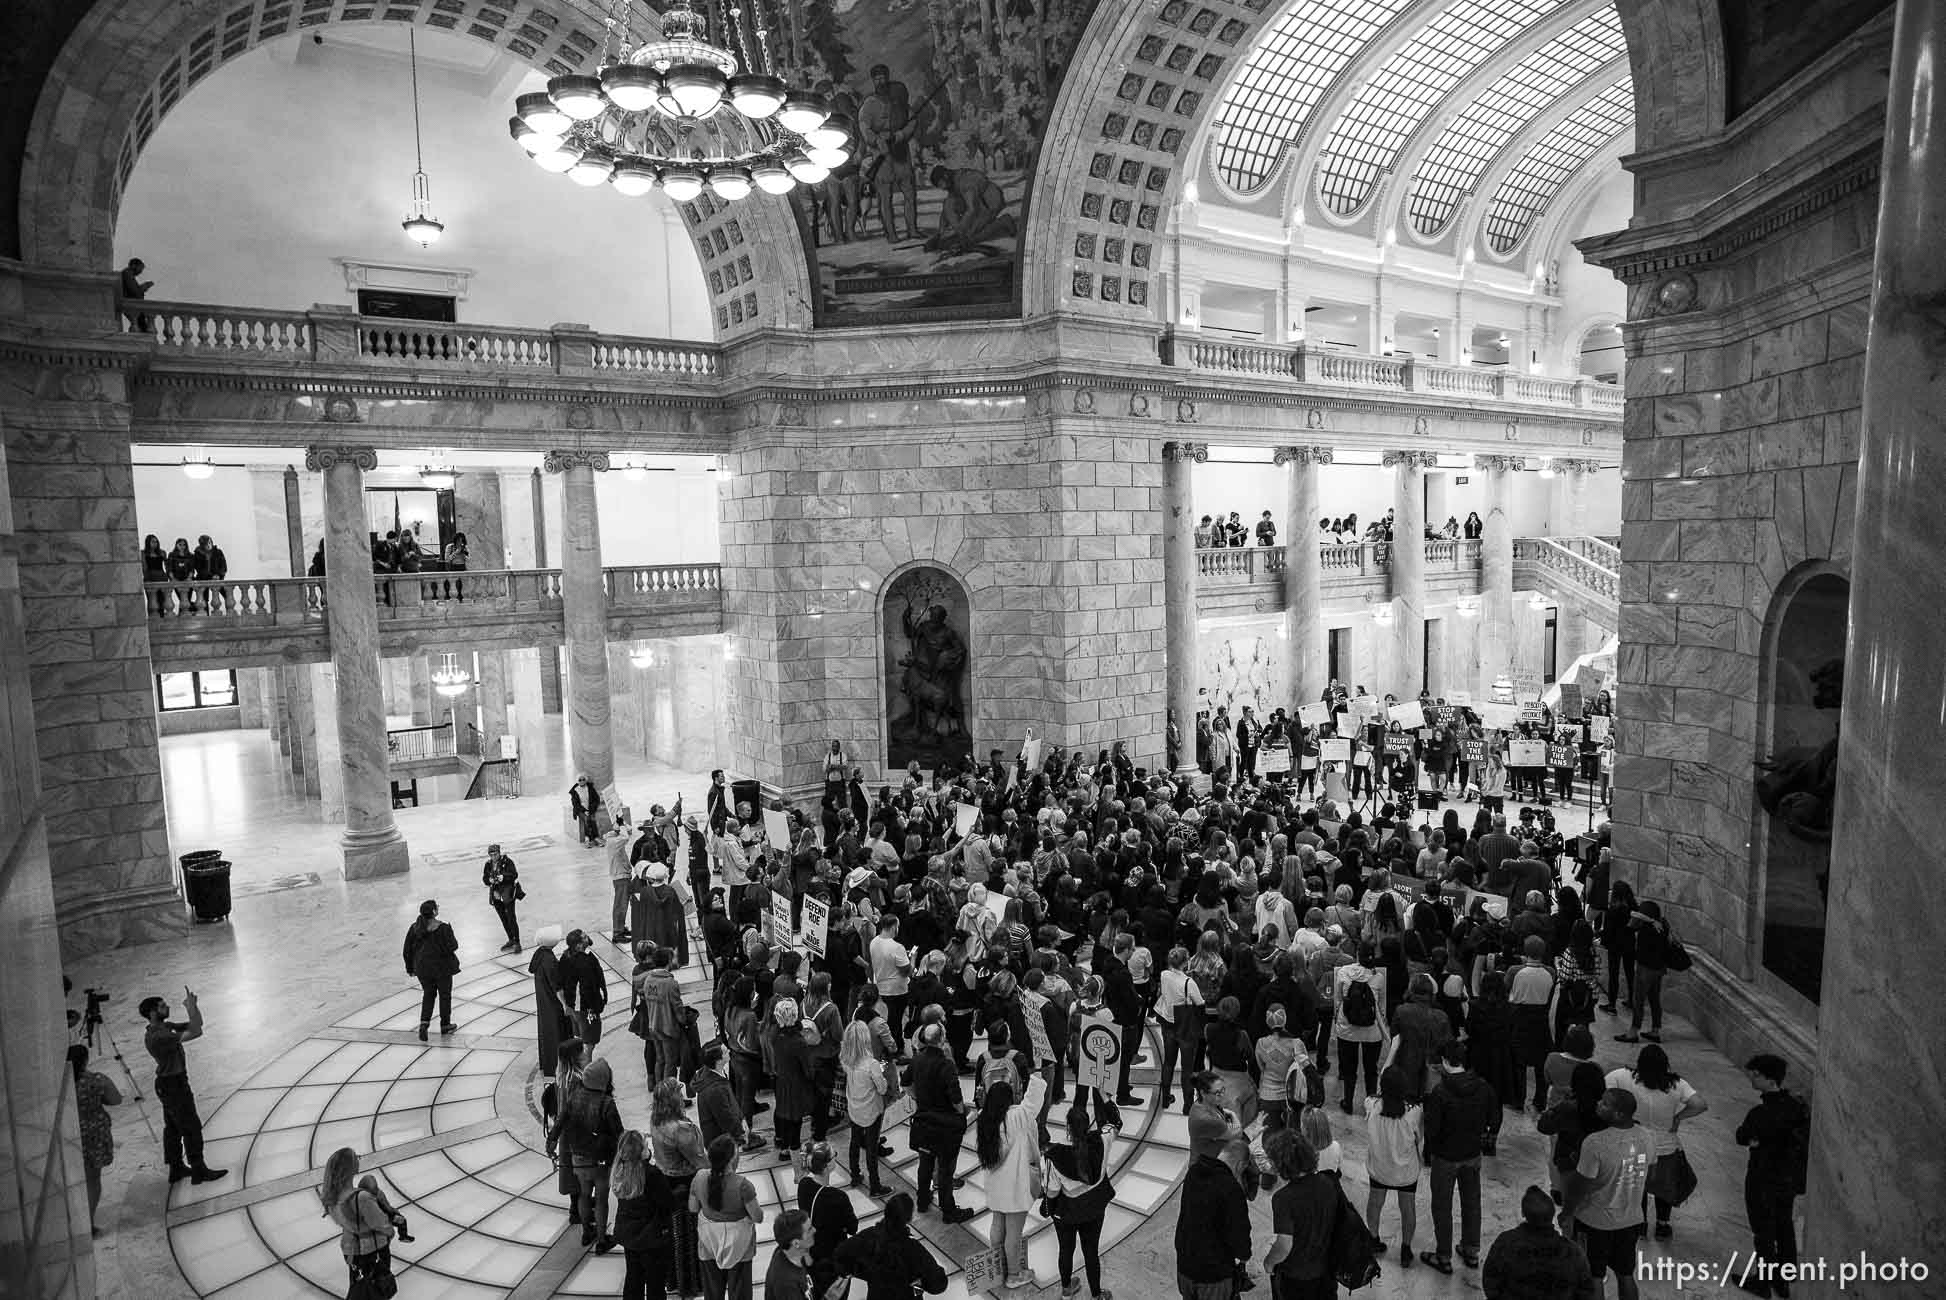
xmin=401 ymin=213 xmax=445 ymax=246
xmin=729 ymin=74 xmax=786 ymax=119
xmin=751 ymin=163 xmax=795 ymax=195
xmin=548 ymin=74 xmax=608 ymax=122
xmin=602 ymin=65 xmax=663 ymax=112
xmin=784 ymin=153 xmax=829 ymax=184
xmin=661 ymin=167 xmax=705 ymax=202
xmin=664 ymin=65 xmax=727 ymax=117
xmin=508 ymin=116 xmax=561 ymax=154
xmin=804 ymin=145 xmax=849 ymax=170
xmin=776 ymin=92 xmax=829 ymax=134
xmin=180 ymin=456 xmax=215 ymax=480
xmin=708 ymin=167 xmax=753 ymax=200
xmin=804 ymin=113 xmax=853 ymax=151
xmin=611 ymin=158 xmax=659 ymax=196
xmin=568 ymin=148 xmax=616 ymax=186
xmin=516 ymin=91 xmax=571 ymax=136
xmin=534 ymin=144 xmax=582 ymax=173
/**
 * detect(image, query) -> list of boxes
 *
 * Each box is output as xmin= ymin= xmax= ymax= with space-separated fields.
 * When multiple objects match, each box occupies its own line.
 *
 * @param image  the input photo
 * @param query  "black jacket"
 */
xmin=612 ymin=1169 xmax=676 ymax=1253
xmin=1736 ymin=1089 xmax=1808 ymax=1194
xmin=402 ymin=918 xmax=460 ymax=980
xmin=692 ymin=1069 xmax=745 ymax=1147
xmin=1424 ymin=1067 xmax=1500 ymax=1161
xmin=833 ymin=1224 xmax=947 ymax=1299
xmin=1099 ymin=954 xmax=1143 ymax=1027
xmin=1174 ymin=1154 xmax=1251 ymax=1281
xmin=1481 ymin=1220 xmax=1597 ymax=1300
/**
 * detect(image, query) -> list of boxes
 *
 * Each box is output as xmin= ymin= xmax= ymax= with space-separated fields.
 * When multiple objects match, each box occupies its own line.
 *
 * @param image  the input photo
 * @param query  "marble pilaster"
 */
xmin=1384 ymin=450 xmax=1437 ymax=694
xmin=1162 ymin=440 xmax=1206 ymax=775
xmin=455 ymin=471 xmax=504 ymax=571
xmin=532 ymin=468 xmax=564 ymax=716
xmin=282 ymin=465 xmax=305 ymax=575
xmin=1554 ymin=458 xmax=1601 ymax=537
xmin=268 ymin=666 xmax=289 ymax=757
xmin=305 ymin=446 xmax=408 ymax=879
xmin=1477 ymin=456 xmax=1520 ymax=694
xmin=509 ymin=646 xmax=550 ymax=768
xmin=408 ymin=655 xmax=434 ymax=726
xmin=477 ymin=650 xmax=510 ymax=759
xmin=310 ymin=661 xmax=344 ymax=822
xmin=291 ymin=664 xmax=321 ymax=798
xmin=546 ymin=449 xmax=614 ymax=794
xmin=1275 ymin=445 xmax=1331 ymax=699
xmin=1807 ymin=0 xmax=1946 ymax=1282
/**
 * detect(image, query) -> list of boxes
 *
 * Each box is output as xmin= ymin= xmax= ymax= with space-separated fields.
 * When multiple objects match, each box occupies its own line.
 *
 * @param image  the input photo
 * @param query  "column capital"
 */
xmin=1273 ymin=444 xmax=1334 ymax=467
xmin=1381 ymin=450 xmax=1440 ymax=471
xmin=543 ymin=448 xmax=612 ymax=473
xmin=1161 ymin=440 xmax=1209 ymax=464
xmin=304 ymin=445 xmax=378 ymax=471
xmin=1474 ymin=454 xmax=1525 ymax=473
xmin=1551 ymin=456 xmax=1603 ymax=475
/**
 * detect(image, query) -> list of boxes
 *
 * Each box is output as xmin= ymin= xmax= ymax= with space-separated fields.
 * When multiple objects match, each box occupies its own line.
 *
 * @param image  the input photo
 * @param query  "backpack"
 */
xmin=1287 ymin=1056 xmax=1326 ymax=1109
xmin=1328 ymin=1184 xmax=1382 ymax=1290
xmin=1561 ymin=976 xmax=1595 ymax=1016
xmin=977 ymin=1052 xmax=1022 ymax=1106
xmin=1342 ymin=976 xmax=1378 ymax=1029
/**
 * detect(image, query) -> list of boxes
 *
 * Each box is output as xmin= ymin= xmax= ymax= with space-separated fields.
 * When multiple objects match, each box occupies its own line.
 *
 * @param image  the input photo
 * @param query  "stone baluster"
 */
xmin=1162 ymin=440 xmax=1208 ymax=776
xmin=305 ymin=445 xmax=409 ymax=879
xmin=1810 ymin=0 xmax=1946 ymax=1276
xmin=1384 ymin=450 xmax=1439 ymax=694
xmin=1275 ymin=445 xmax=1332 ymax=699
xmin=546 ymin=448 xmax=615 ymax=794
xmin=1476 ymin=455 xmax=1521 ymax=696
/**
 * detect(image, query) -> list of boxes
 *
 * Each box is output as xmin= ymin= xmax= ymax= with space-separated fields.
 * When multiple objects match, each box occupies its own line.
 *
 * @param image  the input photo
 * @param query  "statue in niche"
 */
xmin=887 ymin=568 xmax=970 ymax=768
xmin=1756 ymin=656 xmax=1841 ymax=858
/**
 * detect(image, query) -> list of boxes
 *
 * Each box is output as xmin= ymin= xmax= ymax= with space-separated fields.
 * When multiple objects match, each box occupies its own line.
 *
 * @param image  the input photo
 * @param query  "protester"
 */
xmin=1563 ymin=1088 xmax=1653 ymax=1300
xmin=1605 ymin=1044 xmax=1706 ymax=1239
xmin=1481 ymin=1185 xmax=1598 ymax=1300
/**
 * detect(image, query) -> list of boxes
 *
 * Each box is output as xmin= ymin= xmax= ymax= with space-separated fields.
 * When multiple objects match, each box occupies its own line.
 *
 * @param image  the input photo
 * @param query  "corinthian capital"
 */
xmin=1474 ymin=454 xmax=1525 ymax=474
xmin=1273 ymin=445 xmax=1334 ymax=467
xmin=543 ymin=449 xmax=613 ymax=473
xmin=1162 ymin=440 xmax=1209 ymax=464
xmin=1552 ymin=457 xmax=1603 ymax=475
xmin=1381 ymin=450 xmax=1440 ymax=471
xmin=304 ymin=445 xmax=379 ymax=472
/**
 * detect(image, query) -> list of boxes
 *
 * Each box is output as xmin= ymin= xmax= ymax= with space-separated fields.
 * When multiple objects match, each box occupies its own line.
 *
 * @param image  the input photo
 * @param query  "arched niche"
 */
xmin=881 ymin=564 xmax=974 ymax=774
xmin=1752 ymin=565 xmax=1847 ymax=1008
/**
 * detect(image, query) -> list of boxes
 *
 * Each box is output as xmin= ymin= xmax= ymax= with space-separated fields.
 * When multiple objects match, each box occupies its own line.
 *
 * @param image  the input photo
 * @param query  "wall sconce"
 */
xmin=1455 ymin=597 xmax=1479 ymax=618
xmin=1530 ymin=592 xmax=1553 ymax=611
xmin=1370 ymin=601 xmax=1394 ymax=625
xmin=629 ymin=644 xmax=655 ymax=668
xmin=180 ymin=452 xmax=215 ymax=480
xmin=723 ymin=636 xmax=738 ymax=661
xmin=1538 ymin=461 xmax=1556 ymax=478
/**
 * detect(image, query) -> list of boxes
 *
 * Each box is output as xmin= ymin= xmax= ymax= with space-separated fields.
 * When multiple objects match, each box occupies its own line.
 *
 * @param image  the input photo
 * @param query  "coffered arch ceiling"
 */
xmin=1203 ymin=0 xmax=1635 ymax=266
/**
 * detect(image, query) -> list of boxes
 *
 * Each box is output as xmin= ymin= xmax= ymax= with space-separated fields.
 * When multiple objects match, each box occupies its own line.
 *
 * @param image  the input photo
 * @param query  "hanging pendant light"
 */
xmin=400 ymin=27 xmax=446 ymax=247
xmin=432 ymin=651 xmax=474 ymax=698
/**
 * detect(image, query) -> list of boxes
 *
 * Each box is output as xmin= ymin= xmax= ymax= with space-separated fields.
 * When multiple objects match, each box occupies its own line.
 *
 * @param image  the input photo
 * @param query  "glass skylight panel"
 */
xmin=1407 ymin=6 xmax=1625 ymax=235
xmin=1211 ymin=0 xmax=1416 ymax=195
xmin=1315 ymin=0 xmax=1566 ymax=216
xmin=1484 ymin=75 xmax=1633 ymax=251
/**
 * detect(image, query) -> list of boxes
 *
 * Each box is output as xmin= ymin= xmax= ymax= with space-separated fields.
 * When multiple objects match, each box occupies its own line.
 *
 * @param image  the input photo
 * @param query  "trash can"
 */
xmin=182 ymin=855 xmax=232 ymax=923
xmin=731 ymin=778 xmax=764 ymax=821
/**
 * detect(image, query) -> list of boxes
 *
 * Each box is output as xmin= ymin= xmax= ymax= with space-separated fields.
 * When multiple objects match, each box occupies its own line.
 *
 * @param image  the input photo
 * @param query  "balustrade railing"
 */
xmin=124 ymin=301 xmax=723 ymax=381
xmin=144 ymin=577 xmax=322 ymax=618
xmin=387 ymin=721 xmax=455 ymax=762
xmin=1560 ymin=535 xmax=1620 ymax=569
xmin=1203 ymin=538 xmax=1478 ymax=582
xmin=1513 ymin=537 xmax=1619 ymax=600
xmin=1161 ymin=329 xmax=1625 ymax=413
xmin=605 ymin=564 xmax=725 ymax=597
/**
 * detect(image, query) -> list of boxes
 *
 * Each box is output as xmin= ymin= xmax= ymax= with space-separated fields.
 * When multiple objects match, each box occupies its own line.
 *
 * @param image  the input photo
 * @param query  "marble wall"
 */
xmin=721 ymin=415 xmax=1166 ymax=795
xmin=1581 ymin=17 xmax=1890 ymax=1072
xmin=2 ymin=367 xmax=186 ymax=957
xmin=0 ymin=416 xmax=97 ymax=1295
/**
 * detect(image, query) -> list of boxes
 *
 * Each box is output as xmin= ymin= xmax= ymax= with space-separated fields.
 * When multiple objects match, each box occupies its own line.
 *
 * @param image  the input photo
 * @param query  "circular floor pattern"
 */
xmin=166 ymin=932 xmax=1193 ymax=1299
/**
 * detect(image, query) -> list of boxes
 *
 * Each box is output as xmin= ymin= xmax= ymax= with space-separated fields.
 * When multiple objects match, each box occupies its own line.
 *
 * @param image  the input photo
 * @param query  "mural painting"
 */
xmin=883 ymin=566 xmax=973 ymax=769
xmin=765 ymin=0 xmax=1100 ymax=323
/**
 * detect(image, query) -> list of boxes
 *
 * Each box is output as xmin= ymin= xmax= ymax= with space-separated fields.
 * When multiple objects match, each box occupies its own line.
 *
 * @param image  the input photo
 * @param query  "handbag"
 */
xmin=881 ymin=1090 xmax=917 ymax=1130
xmin=347 ymin=1251 xmax=398 ymax=1300
xmin=1663 ymin=929 xmax=1693 ymax=972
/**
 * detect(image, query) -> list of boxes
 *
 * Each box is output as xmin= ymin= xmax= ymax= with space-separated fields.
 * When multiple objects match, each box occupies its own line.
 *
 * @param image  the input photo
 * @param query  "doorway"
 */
xmin=1327 ymin=627 xmax=1350 ymax=686
xmin=1543 ymin=611 xmax=1559 ymax=683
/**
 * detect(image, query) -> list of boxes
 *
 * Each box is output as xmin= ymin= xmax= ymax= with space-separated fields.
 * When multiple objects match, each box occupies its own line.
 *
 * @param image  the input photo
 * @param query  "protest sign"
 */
xmin=799 ymin=894 xmax=829 ymax=957
xmin=1385 ymin=734 xmax=1415 ymax=758
xmin=1262 ymin=741 xmax=1292 ymax=773
xmin=762 ymin=808 xmax=791 ymax=850
xmin=1464 ymin=889 xmax=1510 ymax=920
xmin=1589 ymin=715 xmax=1611 ymax=741
xmin=1518 ymin=702 xmax=1546 ymax=725
xmin=1388 ymin=700 xmax=1425 ymax=729
xmin=1298 ymin=702 xmax=1331 ymax=726
xmin=954 ymin=802 xmax=979 ymax=838
xmin=1076 ymin=1011 xmax=1120 ymax=1093
xmin=964 ymin=1247 xmax=1006 ymax=1294
xmin=1557 ymin=682 xmax=1584 ymax=719
xmin=1321 ymin=738 xmax=1351 ymax=764
xmin=1350 ymin=696 xmax=1381 ymax=720
xmin=1020 ymin=989 xmax=1054 ymax=1066
xmin=1461 ymin=739 xmax=1487 ymax=763
xmin=1549 ymin=743 xmax=1578 ymax=768
xmin=1479 ymin=702 xmax=1521 ymax=731
xmin=1020 ymin=729 xmax=1043 ymax=771
xmin=1447 ymin=690 xmax=1473 ymax=706
xmin=770 ymin=893 xmax=796 ymax=951
xmin=1508 ymin=739 xmax=1547 ymax=767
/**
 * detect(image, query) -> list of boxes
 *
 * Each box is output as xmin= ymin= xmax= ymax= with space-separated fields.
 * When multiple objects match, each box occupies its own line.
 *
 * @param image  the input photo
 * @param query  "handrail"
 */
xmin=122 ymin=301 xmax=722 ymax=379
xmin=146 ymin=564 xmax=718 ymax=624
xmin=387 ymin=720 xmax=455 ymax=762
xmin=1513 ymin=536 xmax=1619 ymax=600
xmin=1198 ymin=538 xmax=1478 ymax=581
xmin=1161 ymin=328 xmax=1625 ymax=414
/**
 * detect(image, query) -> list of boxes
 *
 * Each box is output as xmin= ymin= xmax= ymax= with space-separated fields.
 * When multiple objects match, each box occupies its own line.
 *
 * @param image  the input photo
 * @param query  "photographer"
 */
xmin=140 ymin=988 xmax=226 ymax=1184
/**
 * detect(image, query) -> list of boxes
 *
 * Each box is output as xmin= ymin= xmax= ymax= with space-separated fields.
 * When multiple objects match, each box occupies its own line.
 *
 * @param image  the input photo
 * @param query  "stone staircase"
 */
xmin=1512 ymin=535 xmax=1620 ymax=631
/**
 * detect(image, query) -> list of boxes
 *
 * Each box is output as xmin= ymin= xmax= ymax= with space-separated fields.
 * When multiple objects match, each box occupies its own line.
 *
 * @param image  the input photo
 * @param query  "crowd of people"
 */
xmin=1192 ymin=509 xmax=1489 ymax=551
xmin=140 ymin=533 xmax=231 ymax=610
xmin=300 ymin=724 xmax=1810 ymax=1300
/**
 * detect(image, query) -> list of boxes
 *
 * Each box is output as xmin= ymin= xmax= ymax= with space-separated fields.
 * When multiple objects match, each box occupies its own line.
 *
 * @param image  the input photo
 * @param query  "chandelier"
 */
xmin=507 ymin=0 xmax=853 ymax=201
xmin=401 ymin=27 xmax=445 ymax=246
xmin=432 ymin=652 xmax=473 ymax=698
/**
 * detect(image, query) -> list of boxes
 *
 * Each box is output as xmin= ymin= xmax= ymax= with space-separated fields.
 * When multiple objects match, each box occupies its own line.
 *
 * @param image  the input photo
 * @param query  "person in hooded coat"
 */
xmin=640 ymin=864 xmax=690 ymax=966
xmin=529 ymin=925 xmax=575 ymax=1076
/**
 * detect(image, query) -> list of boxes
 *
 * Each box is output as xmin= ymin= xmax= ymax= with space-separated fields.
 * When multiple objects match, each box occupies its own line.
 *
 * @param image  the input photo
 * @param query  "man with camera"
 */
xmin=140 ymin=987 xmax=227 ymax=1184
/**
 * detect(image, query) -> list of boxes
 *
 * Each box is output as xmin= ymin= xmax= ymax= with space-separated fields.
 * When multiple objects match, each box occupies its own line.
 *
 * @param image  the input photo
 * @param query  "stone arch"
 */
xmin=1026 ymin=0 xmax=1724 ymax=319
xmin=877 ymin=561 xmax=978 ymax=775
xmin=16 ymin=1 xmax=809 ymax=336
xmin=1748 ymin=560 xmax=1847 ymax=1012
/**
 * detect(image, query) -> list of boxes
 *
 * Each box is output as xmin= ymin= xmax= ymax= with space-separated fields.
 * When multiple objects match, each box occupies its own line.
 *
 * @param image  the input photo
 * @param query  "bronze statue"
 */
xmin=897 ymin=601 xmax=968 ymax=751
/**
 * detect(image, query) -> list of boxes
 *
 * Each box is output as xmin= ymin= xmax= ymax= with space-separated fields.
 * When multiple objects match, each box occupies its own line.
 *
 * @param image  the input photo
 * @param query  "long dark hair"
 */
xmin=976 ymin=1079 xmax=1014 ymax=1169
xmin=705 ymin=1134 xmax=737 ymax=1212
xmin=874 ymin=1192 xmax=915 ymax=1269
xmin=1632 ymin=1044 xmax=1680 ymax=1092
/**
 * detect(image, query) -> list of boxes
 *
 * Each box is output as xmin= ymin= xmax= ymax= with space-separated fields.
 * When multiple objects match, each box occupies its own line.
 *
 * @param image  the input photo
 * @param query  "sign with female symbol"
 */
xmin=1076 ymin=1011 xmax=1121 ymax=1093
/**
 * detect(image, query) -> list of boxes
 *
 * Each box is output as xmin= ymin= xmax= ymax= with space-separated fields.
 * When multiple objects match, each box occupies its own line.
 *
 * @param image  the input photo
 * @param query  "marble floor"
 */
xmin=71 ymin=723 xmax=1776 ymax=1300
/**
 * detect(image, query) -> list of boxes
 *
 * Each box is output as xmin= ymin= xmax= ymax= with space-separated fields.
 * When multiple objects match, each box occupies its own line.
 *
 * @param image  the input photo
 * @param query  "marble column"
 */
xmin=478 ymin=650 xmax=509 ymax=759
xmin=282 ymin=465 xmax=305 ymax=575
xmin=305 ymin=446 xmax=409 ymax=879
xmin=409 ymin=655 xmax=434 ymax=726
xmin=290 ymin=665 xmax=320 ymax=796
xmin=509 ymin=646 xmax=549 ymax=769
xmin=1162 ymin=440 xmax=1207 ymax=775
xmin=1807 ymin=0 xmax=1946 ymax=1282
xmin=1384 ymin=450 xmax=1437 ymax=694
xmin=1275 ymin=444 xmax=1331 ymax=698
xmin=311 ymin=661 xmax=344 ymax=822
xmin=456 ymin=471 xmax=504 ymax=570
xmin=546 ymin=449 xmax=614 ymax=794
xmin=1476 ymin=455 xmax=1520 ymax=695
xmin=533 ymin=468 xmax=565 ymax=715
xmin=1556 ymin=457 xmax=1601 ymax=537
